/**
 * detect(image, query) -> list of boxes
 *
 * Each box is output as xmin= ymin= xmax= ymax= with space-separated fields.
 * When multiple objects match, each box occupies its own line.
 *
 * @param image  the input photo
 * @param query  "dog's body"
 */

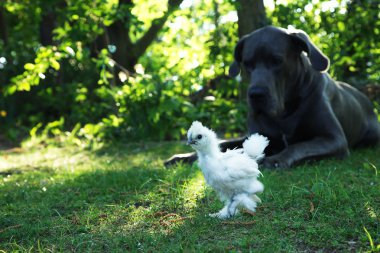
xmin=166 ymin=26 xmax=380 ymax=168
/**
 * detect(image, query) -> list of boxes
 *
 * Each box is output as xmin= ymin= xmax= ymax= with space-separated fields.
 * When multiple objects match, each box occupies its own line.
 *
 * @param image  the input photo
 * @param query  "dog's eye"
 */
xmin=197 ymin=134 xmax=202 ymax=140
xmin=246 ymin=66 xmax=255 ymax=72
xmin=271 ymin=56 xmax=283 ymax=66
xmin=243 ymin=60 xmax=255 ymax=72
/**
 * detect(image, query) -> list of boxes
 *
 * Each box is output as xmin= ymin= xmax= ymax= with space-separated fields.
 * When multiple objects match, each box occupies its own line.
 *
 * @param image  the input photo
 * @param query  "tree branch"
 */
xmin=190 ymin=75 xmax=230 ymax=104
xmin=134 ymin=0 xmax=183 ymax=58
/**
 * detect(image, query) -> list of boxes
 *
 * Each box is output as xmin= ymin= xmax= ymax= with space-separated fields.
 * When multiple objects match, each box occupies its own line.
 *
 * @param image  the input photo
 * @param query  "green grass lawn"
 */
xmin=0 ymin=141 xmax=379 ymax=252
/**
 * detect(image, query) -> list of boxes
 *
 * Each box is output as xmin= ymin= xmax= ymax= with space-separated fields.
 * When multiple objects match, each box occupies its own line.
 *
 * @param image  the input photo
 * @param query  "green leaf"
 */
xmin=5 ymin=85 xmax=17 ymax=95
xmin=337 ymin=22 xmax=345 ymax=31
xmin=71 ymin=14 xmax=79 ymax=20
xmin=50 ymin=60 xmax=60 ymax=71
xmin=19 ymin=81 xmax=31 ymax=91
xmin=24 ymin=63 xmax=35 ymax=70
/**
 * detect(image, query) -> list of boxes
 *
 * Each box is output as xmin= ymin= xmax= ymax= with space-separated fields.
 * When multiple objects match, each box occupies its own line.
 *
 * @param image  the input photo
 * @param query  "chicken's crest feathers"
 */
xmin=187 ymin=121 xmax=220 ymax=155
xmin=187 ymin=121 xmax=218 ymax=142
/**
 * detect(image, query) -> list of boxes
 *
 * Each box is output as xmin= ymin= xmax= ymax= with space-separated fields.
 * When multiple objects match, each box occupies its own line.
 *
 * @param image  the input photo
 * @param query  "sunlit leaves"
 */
xmin=337 ymin=21 xmax=345 ymax=32
xmin=143 ymin=0 xmax=236 ymax=86
xmin=271 ymin=0 xmax=380 ymax=84
xmin=131 ymin=0 xmax=168 ymax=42
xmin=24 ymin=63 xmax=35 ymax=71
xmin=5 ymin=45 xmax=76 ymax=95
xmin=50 ymin=59 xmax=60 ymax=71
xmin=53 ymin=0 xmax=117 ymax=43
xmin=75 ymin=86 xmax=88 ymax=102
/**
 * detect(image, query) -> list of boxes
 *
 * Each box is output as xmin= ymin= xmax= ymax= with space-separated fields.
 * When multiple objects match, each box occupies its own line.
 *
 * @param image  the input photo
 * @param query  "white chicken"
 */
xmin=187 ymin=121 xmax=268 ymax=219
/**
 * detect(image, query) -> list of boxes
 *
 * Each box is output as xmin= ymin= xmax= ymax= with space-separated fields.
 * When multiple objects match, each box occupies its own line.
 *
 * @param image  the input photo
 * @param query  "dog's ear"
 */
xmin=289 ymin=30 xmax=330 ymax=72
xmin=229 ymin=36 xmax=246 ymax=77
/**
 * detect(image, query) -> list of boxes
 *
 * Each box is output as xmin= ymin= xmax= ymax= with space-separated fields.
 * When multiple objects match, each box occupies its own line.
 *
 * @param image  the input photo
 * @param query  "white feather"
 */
xmin=242 ymin=134 xmax=269 ymax=161
xmin=187 ymin=121 xmax=269 ymax=219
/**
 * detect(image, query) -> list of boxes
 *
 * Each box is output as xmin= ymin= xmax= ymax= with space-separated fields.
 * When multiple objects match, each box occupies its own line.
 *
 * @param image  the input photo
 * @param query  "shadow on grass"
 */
xmin=1 ymin=145 xmax=379 ymax=252
xmin=0 ymin=143 xmax=203 ymax=251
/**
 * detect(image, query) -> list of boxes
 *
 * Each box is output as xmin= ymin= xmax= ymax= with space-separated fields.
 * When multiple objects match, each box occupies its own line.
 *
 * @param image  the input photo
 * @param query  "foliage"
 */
xmin=271 ymin=0 xmax=380 ymax=85
xmin=0 ymin=0 xmax=379 ymax=144
xmin=0 ymin=0 xmax=243 ymax=143
xmin=0 ymin=142 xmax=379 ymax=251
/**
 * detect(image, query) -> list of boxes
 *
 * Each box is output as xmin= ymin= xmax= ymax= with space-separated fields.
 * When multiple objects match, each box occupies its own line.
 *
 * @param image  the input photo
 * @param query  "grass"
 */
xmin=0 ymin=141 xmax=379 ymax=252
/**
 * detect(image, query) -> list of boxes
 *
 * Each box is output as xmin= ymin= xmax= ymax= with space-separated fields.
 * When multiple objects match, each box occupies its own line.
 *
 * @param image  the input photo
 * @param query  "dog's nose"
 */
xmin=249 ymin=86 xmax=268 ymax=98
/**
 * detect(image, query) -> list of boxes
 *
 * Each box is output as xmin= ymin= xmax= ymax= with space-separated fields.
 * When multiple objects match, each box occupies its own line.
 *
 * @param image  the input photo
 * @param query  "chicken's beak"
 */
xmin=187 ymin=138 xmax=196 ymax=145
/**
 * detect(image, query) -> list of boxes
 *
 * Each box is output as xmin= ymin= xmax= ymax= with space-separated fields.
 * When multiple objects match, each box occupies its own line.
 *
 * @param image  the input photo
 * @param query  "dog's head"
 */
xmin=229 ymin=26 xmax=329 ymax=117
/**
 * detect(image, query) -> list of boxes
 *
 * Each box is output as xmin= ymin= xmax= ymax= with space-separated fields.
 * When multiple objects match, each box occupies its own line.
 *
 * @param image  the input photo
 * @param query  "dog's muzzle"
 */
xmin=248 ymin=86 xmax=269 ymax=99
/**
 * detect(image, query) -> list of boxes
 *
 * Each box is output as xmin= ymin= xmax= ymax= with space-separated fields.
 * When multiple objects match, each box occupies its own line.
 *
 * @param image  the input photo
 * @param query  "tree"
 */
xmin=95 ymin=0 xmax=184 ymax=74
xmin=235 ymin=0 xmax=268 ymax=38
xmin=0 ymin=5 xmax=8 ymax=46
xmin=232 ymin=0 xmax=269 ymax=97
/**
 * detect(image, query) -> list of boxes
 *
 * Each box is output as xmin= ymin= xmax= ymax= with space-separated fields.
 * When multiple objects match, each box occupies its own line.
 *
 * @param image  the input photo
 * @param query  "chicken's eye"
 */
xmin=197 ymin=134 xmax=202 ymax=140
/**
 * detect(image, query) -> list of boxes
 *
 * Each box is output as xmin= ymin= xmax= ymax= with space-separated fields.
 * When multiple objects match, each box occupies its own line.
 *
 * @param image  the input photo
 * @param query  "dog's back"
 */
xmin=325 ymin=78 xmax=380 ymax=147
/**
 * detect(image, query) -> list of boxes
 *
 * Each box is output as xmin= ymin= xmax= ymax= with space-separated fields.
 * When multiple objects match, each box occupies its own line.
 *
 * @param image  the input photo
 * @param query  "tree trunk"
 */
xmin=0 ymin=5 xmax=8 ymax=46
xmin=39 ymin=0 xmax=67 ymax=46
xmin=38 ymin=2 xmax=66 ymax=89
xmin=40 ymin=11 xmax=55 ymax=46
xmin=234 ymin=0 xmax=268 ymax=99
xmin=105 ymin=0 xmax=183 ymax=74
xmin=235 ymin=0 xmax=268 ymax=37
xmin=108 ymin=20 xmax=135 ymax=72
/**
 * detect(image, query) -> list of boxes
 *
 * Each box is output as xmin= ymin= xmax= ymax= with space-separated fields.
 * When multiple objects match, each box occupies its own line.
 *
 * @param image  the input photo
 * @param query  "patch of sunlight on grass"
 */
xmin=180 ymin=170 xmax=206 ymax=210
xmin=123 ymin=205 xmax=154 ymax=232
xmin=365 ymin=202 xmax=378 ymax=220
xmin=0 ymin=146 xmax=91 ymax=172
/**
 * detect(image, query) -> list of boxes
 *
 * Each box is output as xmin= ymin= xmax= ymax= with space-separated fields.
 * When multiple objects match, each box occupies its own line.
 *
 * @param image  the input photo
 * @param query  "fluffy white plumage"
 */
xmin=187 ymin=121 xmax=269 ymax=219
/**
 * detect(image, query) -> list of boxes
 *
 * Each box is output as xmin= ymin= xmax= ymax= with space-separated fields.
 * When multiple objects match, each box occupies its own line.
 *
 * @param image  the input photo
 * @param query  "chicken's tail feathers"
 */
xmin=242 ymin=134 xmax=269 ymax=161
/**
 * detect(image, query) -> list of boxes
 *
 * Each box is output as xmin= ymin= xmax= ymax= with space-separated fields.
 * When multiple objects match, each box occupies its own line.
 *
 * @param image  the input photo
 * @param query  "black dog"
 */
xmin=166 ymin=26 xmax=380 ymax=168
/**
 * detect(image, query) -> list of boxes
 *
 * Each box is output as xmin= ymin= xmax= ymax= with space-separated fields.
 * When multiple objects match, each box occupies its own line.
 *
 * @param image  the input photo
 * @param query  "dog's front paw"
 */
xmin=262 ymin=156 xmax=291 ymax=169
xmin=164 ymin=152 xmax=197 ymax=167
